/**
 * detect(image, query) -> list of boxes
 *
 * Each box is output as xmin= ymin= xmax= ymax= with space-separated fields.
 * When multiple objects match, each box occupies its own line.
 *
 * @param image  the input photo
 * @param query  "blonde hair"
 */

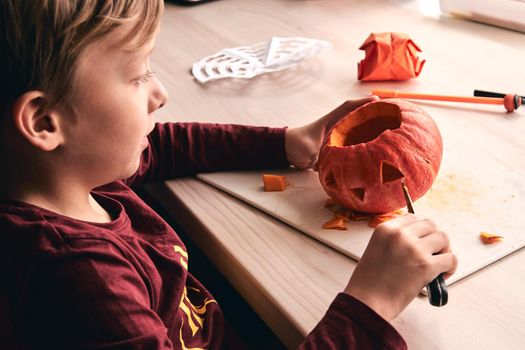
xmin=0 ymin=0 xmax=164 ymax=111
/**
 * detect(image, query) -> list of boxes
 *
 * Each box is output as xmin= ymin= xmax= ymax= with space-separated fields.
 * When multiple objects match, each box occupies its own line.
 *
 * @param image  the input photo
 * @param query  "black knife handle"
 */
xmin=426 ymin=273 xmax=448 ymax=307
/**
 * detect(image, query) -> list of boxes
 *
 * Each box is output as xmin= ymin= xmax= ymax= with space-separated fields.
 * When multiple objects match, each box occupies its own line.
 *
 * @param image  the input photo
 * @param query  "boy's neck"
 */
xmin=18 ymin=190 xmax=113 ymax=223
xmin=0 ymin=157 xmax=113 ymax=223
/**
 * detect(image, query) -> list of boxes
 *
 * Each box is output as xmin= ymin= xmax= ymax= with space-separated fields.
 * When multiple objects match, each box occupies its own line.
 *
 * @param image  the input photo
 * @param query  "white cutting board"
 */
xmin=197 ymin=151 xmax=525 ymax=286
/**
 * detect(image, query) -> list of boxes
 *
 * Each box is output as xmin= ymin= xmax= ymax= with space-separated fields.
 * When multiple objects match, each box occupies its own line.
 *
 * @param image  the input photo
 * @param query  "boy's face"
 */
xmin=59 ymin=24 xmax=168 ymax=186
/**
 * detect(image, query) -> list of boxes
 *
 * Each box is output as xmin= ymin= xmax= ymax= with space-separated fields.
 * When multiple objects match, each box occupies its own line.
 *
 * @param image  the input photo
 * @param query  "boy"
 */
xmin=0 ymin=1 xmax=457 ymax=349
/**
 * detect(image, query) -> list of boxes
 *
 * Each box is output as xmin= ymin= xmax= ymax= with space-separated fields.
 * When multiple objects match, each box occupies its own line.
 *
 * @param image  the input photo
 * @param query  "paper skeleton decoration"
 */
xmin=192 ymin=36 xmax=332 ymax=83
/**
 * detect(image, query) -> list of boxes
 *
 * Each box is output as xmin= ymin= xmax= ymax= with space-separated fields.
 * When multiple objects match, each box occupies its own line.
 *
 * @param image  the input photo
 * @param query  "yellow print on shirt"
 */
xmin=174 ymin=245 xmax=217 ymax=350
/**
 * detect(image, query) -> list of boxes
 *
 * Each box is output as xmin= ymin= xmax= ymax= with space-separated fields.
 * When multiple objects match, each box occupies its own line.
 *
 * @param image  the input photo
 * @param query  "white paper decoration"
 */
xmin=192 ymin=36 xmax=332 ymax=83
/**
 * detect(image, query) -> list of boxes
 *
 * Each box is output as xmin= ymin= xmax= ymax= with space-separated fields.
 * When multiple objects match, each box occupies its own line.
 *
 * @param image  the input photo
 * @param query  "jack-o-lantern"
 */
xmin=318 ymin=99 xmax=442 ymax=214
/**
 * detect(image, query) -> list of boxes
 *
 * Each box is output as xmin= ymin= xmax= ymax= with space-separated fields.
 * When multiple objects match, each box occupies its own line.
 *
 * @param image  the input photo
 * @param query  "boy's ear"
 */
xmin=11 ymin=91 xmax=64 ymax=151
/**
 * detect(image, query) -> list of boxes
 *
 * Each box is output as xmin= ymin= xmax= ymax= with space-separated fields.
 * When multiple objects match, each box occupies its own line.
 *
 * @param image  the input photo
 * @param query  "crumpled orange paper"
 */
xmin=358 ymin=32 xmax=425 ymax=81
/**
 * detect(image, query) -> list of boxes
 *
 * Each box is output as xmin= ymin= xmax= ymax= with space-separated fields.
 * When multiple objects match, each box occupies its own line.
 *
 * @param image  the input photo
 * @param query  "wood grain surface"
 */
xmin=147 ymin=0 xmax=525 ymax=348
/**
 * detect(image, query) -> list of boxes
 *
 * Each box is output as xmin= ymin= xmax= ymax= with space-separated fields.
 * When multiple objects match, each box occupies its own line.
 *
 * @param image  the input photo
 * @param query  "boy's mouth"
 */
xmin=142 ymin=125 xmax=155 ymax=148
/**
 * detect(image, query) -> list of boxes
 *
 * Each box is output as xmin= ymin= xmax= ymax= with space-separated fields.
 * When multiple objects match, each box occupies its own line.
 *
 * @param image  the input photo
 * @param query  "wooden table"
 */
xmin=147 ymin=0 xmax=525 ymax=348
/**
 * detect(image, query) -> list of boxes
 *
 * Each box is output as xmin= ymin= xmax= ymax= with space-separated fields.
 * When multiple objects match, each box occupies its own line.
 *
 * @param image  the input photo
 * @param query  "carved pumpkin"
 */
xmin=318 ymin=99 xmax=442 ymax=214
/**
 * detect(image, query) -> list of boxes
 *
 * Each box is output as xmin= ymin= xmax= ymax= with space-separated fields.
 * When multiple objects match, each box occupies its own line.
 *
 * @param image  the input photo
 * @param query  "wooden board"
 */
xmin=197 ymin=149 xmax=525 ymax=286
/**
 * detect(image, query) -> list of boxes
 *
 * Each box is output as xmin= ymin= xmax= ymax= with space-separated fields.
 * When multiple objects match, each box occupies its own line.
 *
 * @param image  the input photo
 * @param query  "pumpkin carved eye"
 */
xmin=380 ymin=161 xmax=404 ymax=184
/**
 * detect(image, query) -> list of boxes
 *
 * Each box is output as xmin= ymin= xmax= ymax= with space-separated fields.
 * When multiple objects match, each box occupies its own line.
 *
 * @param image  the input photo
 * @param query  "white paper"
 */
xmin=192 ymin=36 xmax=332 ymax=83
xmin=440 ymin=0 xmax=525 ymax=32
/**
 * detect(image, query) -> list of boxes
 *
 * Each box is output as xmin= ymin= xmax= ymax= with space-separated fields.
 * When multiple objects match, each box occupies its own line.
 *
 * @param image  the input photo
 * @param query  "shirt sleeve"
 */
xmin=23 ymin=239 xmax=174 ymax=350
xmin=125 ymin=122 xmax=290 ymax=188
xmin=298 ymin=293 xmax=407 ymax=350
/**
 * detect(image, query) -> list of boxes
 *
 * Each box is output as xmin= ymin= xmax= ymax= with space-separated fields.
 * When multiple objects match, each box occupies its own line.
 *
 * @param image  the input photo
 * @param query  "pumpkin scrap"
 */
xmin=350 ymin=212 xmax=374 ymax=221
xmin=334 ymin=213 xmax=350 ymax=222
xmin=262 ymin=174 xmax=288 ymax=192
xmin=322 ymin=218 xmax=348 ymax=230
xmin=368 ymin=210 xmax=404 ymax=228
xmin=480 ymin=232 xmax=503 ymax=245
xmin=322 ymin=202 xmax=404 ymax=230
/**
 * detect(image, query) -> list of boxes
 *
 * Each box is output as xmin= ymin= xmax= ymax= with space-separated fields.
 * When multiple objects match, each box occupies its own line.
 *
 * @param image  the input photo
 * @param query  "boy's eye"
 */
xmin=135 ymin=69 xmax=156 ymax=84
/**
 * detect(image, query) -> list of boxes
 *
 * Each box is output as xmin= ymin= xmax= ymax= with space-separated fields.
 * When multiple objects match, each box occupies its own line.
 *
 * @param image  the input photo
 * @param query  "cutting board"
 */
xmin=197 ymin=151 xmax=525 ymax=286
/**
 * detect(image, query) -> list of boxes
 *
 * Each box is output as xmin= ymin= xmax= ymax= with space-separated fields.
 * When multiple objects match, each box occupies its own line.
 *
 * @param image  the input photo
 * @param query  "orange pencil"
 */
xmin=372 ymin=89 xmax=521 ymax=112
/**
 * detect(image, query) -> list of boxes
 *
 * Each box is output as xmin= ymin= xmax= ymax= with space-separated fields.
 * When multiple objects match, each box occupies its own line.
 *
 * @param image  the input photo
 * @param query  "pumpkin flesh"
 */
xmin=262 ymin=174 xmax=288 ymax=192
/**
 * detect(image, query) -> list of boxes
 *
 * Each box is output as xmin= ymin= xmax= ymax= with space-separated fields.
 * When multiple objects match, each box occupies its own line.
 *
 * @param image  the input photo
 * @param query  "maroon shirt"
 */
xmin=0 ymin=122 xmax=406 ymax=349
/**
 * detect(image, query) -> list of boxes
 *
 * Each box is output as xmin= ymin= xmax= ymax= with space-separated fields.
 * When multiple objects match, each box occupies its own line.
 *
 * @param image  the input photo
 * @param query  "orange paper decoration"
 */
xmin=358 ymin=32 xmax=425 ymax=81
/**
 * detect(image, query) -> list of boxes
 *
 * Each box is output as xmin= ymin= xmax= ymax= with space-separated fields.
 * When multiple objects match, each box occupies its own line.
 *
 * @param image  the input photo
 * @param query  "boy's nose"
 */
xmin=149 ymin=78 xmax=169 ymax=113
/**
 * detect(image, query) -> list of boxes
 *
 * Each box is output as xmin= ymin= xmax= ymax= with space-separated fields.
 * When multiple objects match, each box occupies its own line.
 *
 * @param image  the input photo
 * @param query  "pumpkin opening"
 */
xmin=351 ymin=188 xmax=366 ymax=201
xmin=330 ymin=103 xmax=402 ymax=147
xmin=380 ymin=161 xmax=404 ymax=183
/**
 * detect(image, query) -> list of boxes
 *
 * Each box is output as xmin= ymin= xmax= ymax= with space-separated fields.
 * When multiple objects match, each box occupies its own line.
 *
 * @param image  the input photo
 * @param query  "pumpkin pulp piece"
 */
xmin=322 ymin=218 xmax=348 ymax=230
xmin=368 ymin=210 xmax=403 ymax=228
xmin=262 ymin=174 xmax=288 ymax=192
xmin=334 ymin=213 xmax=350 ymax=221
xmin=479 ymin=232 xmax=503 ymax=244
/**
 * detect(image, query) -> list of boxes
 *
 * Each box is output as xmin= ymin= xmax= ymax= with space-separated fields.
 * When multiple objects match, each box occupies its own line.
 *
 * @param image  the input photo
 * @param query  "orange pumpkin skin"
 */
xmin=318 ymin=99 xmax=442 ymax=214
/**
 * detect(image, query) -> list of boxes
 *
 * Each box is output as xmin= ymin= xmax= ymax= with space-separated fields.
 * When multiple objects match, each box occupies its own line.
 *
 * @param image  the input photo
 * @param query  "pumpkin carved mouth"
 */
xmin=350 ymin=188 xmax=366 ymax=201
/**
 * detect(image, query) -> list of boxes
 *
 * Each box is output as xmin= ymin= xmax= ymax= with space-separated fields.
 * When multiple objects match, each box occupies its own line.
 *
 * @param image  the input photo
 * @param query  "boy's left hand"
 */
xmin=285 ymin=96 xmax=378 ymax=170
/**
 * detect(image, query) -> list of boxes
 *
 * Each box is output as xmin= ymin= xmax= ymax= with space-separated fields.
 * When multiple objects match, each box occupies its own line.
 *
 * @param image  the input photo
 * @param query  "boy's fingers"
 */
xmin=418 ymin=231 xmax=450 ymax=254
xmin=326 ymin=96 xmax=378 ymax=123
xmin=376 ymin=213 xmax=418 ymax=232
xmin=431 ymin=252 xmax=458 ymax=278
xmin=312 ymin=160 xmax=319 ymax=172
xmin=401 ymin=218 xmax=439 ymax=238
xmin=337 ymin=96 xmax=379 ymax=114
xmin=321 ymin=96 xmax=380 ymax=139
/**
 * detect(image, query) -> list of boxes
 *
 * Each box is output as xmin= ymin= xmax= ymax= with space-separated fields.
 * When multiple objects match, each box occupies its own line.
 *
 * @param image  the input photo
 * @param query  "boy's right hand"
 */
xmin=344 ymin=214 xmax=457 ymax=321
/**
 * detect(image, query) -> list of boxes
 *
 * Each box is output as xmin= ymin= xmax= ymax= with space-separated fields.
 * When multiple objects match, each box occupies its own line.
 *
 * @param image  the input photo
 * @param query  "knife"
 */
xmin=401 ymin=181 xmax=448 ymax=307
